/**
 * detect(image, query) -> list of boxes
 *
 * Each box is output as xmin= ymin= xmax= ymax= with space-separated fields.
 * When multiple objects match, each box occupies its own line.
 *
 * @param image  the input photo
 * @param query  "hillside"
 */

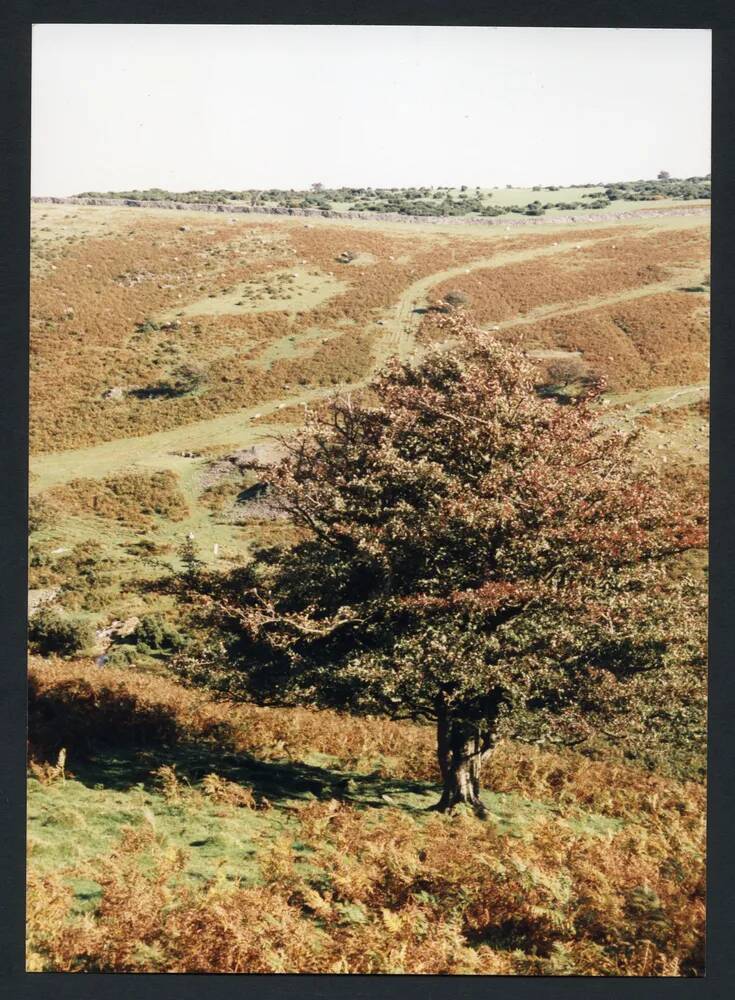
xmin=27 ymin=657 xmax=705 ymax=975
xmin=27 ymin=199 xmax=709 ymax=975
xmin=30 ymin=201 xmax=708 ymax=587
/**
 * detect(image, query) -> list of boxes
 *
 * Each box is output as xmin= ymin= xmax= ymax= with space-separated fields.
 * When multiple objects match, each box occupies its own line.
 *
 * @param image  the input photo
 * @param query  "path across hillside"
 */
xmin=375 ymin=233 xmax=624 ymax=363
xmin=30 ymin=226 xmax=709 ymax=493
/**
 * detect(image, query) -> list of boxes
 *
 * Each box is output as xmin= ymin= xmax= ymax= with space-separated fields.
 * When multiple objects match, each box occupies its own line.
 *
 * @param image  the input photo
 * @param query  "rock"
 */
xmin=93 ymin=616 xmax=140 ymax=652
xmin=28 ymin=588 xmax=59 ymax=616
xmin=225 ymin=443 xmax=286 ymax=470
xmin=102 ymin=386 xmax=125 ymax=401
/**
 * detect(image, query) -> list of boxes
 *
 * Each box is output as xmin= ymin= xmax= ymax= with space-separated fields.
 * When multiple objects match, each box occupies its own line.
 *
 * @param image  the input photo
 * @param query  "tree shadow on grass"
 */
xmin=65 ymin=748 xmax=617 ymax=838
xmin=68 ymin=743 xmax=441 ymax=814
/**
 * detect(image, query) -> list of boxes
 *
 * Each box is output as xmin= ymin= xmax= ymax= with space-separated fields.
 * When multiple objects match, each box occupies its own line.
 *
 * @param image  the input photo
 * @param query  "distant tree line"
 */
xmin=77 ymin=175 xmax=710 ymax=219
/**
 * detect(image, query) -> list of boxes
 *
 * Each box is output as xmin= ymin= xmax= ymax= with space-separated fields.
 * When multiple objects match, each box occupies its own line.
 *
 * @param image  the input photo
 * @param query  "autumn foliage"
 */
xmin=190 ymin=314 xmax=705 ymax=813
xmin=27 ymin=659 xmax=705 ymax=976
xmin=28 ymin=206 xmax=708 ymax=975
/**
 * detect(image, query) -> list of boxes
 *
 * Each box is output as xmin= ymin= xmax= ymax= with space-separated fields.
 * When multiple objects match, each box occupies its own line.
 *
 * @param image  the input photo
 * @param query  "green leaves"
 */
xmin=195 ymin=315 xmax=705 ymax=771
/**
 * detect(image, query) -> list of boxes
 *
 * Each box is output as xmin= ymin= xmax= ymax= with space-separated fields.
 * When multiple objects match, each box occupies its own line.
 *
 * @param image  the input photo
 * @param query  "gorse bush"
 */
xmin=28 ymin=610 xmax=93 ymax=658
xmin=131 ymin=614 xmax=187 ymax=655
xmin=42 ymin=541 xmax=118 ymax=614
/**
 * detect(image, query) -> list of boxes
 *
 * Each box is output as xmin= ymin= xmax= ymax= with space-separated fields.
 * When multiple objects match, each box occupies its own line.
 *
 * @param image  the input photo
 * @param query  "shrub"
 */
xmin=541 ymin=357 xmax=599 ymax=397
xmin=28 ymin=608 xmax=93 ymax=657
xmin=28 ymin=495 xmax=56 ymax=534
xmin=441 ymin=290 xmax=471 ymax=311
xmin=104 ymin=645 xmax=139 ymax=669
xmin=131 ymin=614 xmax=187 ymax=655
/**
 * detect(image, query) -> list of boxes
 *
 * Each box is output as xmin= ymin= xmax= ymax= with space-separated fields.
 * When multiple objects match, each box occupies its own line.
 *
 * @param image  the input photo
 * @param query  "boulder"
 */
xmin=102 ymin=386 xmax=125 ymax=401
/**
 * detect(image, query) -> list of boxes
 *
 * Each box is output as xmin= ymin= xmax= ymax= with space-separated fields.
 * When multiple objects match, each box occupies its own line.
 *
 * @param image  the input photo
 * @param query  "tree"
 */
xmin=178 ymin=536 xmax=204 ymax=584
xmin=658 ymin=170 xmax=671 ymax=180
xmin=543 ymin=357 xmax=597 ymax=396
xmin=525 ymin=201 xmax=545 ymax=216
xmin=547 ymin=357 xmax=584 ymax=385
xmin=311 ymin=182 xmax=324 ymax=192
xmin=170 ymin=363 xmax=207 ymax=395
xmin=188 ymin=316 xmax=705 ymax=816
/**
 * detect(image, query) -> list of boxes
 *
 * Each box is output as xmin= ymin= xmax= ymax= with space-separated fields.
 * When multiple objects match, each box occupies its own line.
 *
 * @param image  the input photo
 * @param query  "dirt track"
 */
xmin=30 ymin=217 xmax=708 ymax=495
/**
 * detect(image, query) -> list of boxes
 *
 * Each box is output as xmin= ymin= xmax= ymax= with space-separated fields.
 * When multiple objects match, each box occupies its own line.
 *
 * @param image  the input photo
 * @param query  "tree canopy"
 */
xmin=178 ymin=315 xmax=706 ymax=812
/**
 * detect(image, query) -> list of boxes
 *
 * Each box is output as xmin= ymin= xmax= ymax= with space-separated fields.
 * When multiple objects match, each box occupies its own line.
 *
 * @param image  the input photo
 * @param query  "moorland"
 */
xmin=27 ymin=184 xmax=709 ymax=974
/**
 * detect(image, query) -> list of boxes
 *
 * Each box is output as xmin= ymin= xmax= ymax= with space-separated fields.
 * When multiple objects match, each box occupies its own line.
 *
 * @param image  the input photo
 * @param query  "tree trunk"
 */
xmin=430 ymin=694 xmax=495 ymax=818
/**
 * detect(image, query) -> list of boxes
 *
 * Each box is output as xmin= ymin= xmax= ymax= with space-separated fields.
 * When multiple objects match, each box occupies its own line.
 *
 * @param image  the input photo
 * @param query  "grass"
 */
xmin=155 ymin=268 xmax=346 ymax=321
xmin=28 ymin=766 xmax=282 ymax=893
xmin=27 ymin=746 xmax=620 ymax=911
xmin=27 ymin=658 xmax=705 ymax=975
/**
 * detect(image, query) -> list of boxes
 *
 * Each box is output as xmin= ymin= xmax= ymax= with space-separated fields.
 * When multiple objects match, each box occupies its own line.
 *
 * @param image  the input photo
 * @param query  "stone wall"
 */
xmin=31 ymin=195 xmax=710 ymax=229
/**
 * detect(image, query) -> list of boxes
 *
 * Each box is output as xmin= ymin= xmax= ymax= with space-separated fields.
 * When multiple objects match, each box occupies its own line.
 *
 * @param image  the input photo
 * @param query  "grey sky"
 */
xmin=31 ymin=25 xmax=711 ymax=195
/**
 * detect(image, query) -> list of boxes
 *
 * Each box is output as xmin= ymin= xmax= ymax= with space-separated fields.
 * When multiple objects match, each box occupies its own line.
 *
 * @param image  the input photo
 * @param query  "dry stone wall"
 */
xmin=31 ymin=196 xmax=710 ymax=228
